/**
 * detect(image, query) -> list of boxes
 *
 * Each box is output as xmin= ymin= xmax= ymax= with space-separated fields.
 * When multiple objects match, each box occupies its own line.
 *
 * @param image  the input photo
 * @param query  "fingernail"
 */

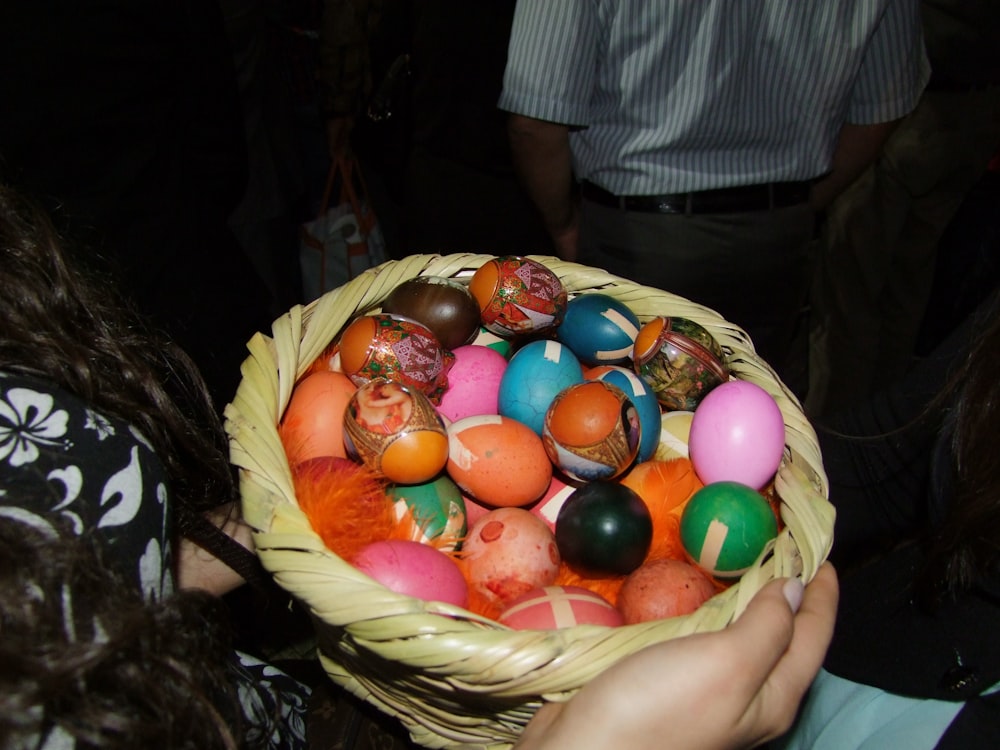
xmin=782 ymin=578 xmax=804 ymax=613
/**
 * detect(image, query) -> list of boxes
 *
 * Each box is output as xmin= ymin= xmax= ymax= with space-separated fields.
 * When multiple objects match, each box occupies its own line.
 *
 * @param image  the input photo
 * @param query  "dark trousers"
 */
xmin=578 ymin=200 xmax=817 ymax=388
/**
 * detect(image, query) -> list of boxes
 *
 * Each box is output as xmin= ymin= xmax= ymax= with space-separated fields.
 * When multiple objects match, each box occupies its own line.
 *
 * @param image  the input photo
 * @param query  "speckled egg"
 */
xmin=556 ymin=293 xmax=641 ymax=366
xmin=447 ymin=415 xmax=552 ymax=507
xmin=469 ymin=256 xmax=567 ymax=337
xmin=543 ymin=381 xmax=640 ymax=482
xmin=617 ymin=558 xmax=717 ymax=624
xmin=381 ymin=276 xmax=482 ymax=351
xmin=632 ymin=316 xmax=728 ymax=411
xmin=338 ymin=313 xmax=455 ymax=403
xmin=462 ymin=508 xmax=561 ymax=608
xmin=498 ymin=339 xmax=583 ymax=436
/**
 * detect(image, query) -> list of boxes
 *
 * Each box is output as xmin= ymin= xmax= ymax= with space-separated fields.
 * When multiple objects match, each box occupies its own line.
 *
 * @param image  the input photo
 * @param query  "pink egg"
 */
xmin=352 ymin=540 xmax=469 ymax=608
xmin=436 ymin=344 xmax=508 ymax=422
xmin=499 ymin=585 xmax=623 ymax=629
xmin=528 ymin=475 xmax=576 ymax=532
xmin=462 ymin=508 xmax=561 ymax=607
xmin=688 ymin=380 xmax=785 ymax=490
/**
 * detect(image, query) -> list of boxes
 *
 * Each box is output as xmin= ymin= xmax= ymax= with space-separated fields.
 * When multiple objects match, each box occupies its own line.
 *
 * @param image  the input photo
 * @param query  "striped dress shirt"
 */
xmin=499 ymin=0 xmax=930 ymax=195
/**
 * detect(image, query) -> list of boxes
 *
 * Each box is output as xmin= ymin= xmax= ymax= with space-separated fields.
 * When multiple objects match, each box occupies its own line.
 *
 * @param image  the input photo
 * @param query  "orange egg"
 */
xmin=279 ymin=371 xmax=357 ymax=465
xmin=338 ymin=316 xmax=378 ymax=376
xmin=380 ymin=430 xmax=450 ymax=485
xmin=447 ymin=415 xmax=552 ymax=507
xmin=546 ymin=381 xmax=622 ymax=446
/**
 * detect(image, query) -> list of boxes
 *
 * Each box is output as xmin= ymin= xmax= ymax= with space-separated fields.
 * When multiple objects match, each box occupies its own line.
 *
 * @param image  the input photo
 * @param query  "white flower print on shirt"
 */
xmin=0 ymin=387 xmax=70 ymax=467
xmin=97 ymin=445 xmax=143 ymax=529
xmin=84 ymin=408 xmax=116 ymax=441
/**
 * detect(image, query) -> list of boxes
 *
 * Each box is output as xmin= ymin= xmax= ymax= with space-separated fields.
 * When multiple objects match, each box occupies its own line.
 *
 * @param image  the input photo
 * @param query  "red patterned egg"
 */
xmin=498 ymin=585 xmax=623 ymax=629
xmin=469 ymin=256 xmax=567 ymax=337
xmin=338 ymin=313 xmax=455 ymax=403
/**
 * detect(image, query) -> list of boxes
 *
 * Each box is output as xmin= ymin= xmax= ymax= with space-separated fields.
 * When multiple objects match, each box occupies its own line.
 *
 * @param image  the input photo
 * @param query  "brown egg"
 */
xmin=617 ymin=558 xmax=716 ymax=624
xmin=381 ymin=276 xmax=481 ymax=351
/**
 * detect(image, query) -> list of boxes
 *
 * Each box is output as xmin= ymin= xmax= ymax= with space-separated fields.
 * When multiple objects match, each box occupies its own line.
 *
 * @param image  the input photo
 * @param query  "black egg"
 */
xmin=555 ymin=481 xmax=653 ymax=576
xmin=382 ymin=276 xmax=481 ymax=351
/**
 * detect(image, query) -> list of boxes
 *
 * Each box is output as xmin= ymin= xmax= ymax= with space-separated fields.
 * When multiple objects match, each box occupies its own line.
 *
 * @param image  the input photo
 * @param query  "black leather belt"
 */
xmin=580 ymin=179 xmax=813 ymax=214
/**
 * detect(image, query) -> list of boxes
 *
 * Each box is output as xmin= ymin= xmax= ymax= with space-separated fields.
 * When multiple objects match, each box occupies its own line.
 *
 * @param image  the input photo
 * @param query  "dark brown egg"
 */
xmin=382 ymin=276 xmax=481 ymax=350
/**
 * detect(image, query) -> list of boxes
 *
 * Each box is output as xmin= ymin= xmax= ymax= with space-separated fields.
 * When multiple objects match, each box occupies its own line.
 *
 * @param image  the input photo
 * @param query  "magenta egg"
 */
xmin=436 ymin=344 xmax=508 ymax=422
xmin=687 ymin=380 xmax=786 ymax=490
xmin=352 ymin=539 xmax=469 ymax=607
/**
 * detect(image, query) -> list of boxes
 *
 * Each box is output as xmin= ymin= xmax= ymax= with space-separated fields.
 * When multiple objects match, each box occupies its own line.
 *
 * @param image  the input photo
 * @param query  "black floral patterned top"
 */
xmin=0 ymin=370 xmax=310 ymax=749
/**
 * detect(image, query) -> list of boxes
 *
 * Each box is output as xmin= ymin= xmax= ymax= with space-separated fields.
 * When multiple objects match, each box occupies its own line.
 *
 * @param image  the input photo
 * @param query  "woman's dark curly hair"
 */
xmin=0 ymin=184 xmax=236 ymax=518
xmin=0 ymin=515 xmax=244 ymax=750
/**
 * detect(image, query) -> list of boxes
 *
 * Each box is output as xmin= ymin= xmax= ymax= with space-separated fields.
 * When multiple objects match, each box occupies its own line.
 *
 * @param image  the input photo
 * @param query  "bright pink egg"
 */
xmin=352 ymin=539 xmax=468 ymax=608
xmin=436 ymin=344 xmax=507 ymax=422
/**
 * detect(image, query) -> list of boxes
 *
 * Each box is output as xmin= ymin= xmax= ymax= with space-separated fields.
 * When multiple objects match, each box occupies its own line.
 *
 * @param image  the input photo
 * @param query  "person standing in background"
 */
xmin=806 ymin=0 xmax=1000 ymax=419
xmin=499 ymin=1 xmax=928 ymax=389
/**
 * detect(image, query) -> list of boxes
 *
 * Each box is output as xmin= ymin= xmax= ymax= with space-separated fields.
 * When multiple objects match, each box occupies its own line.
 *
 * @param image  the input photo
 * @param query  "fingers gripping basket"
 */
xmin=224 ymin=253 xmax=834 ymax=749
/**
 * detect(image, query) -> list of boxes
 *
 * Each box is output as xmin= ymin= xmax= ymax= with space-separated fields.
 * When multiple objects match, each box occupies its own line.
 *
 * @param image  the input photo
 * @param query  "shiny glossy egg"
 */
xmin=343 ymin=379 xmax=449 ymax=484
xmin=617 ymin=558 xmax=716 ymax=624
xmin=632 ymin=316 xmax=728 ymax=411
xmin=556 ymin=293 xmax=641 ymax=365
xmin=592 ymin=366 xmax=662 ymax=462
xmin=680 ymin=481 xmax=779 ymax=579
xmin=447 ymin=415 xmax=552 ymax=507
xmin=388 ymin=475 xmax=467 ymax=552
xmin=498 ymin=339 xmax=583 ymax=435
xmin=279 ymin=370 xmax=357 ymax=465
xmin=436 ymin=344 xmax=508 ymax=423
xmin=688 ymin=380 xmax=785 ymax=490
xmin=498 ymin=585 xmax=623 ymax=629
xmin=469 ymin=256 xmax=567 ymax=337
xmin=463 ymin=507 xmax=561 ymax=608
xmin=352 ymin=539 xmax=469 ymax=607
xmin=543 ymin=381 xmax=640 ymax=481
xmin=555 ymin=481 xmax=653 ymax=576
xmin=381 ymin=276 xmax=481 ymax=350
xmin=338 ymin=313 xmax=455 ymax=403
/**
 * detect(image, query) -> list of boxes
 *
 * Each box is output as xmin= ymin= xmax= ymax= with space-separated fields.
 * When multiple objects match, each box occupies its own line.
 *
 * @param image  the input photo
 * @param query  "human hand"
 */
xmin=514 ymin=563 xmax=838 ymax=750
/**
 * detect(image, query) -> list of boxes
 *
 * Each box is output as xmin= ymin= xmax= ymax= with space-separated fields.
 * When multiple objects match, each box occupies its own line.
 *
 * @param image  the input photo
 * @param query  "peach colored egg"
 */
xmin=279 ymin=371 xmax=357 ymax=465
xmin=617 ymin=558 xmax=716 ymax=624
xmin=447 ymin=415 xmax=552 ymax=507
xmin=463 ymin=508 xmax=561 ymax=607
xmin=352 ymin=539 xmax=469 ymax=608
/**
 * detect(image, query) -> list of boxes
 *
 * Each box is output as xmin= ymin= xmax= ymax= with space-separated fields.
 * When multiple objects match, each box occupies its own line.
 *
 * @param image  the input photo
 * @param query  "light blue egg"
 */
xmin=498 ymin=340 xmax=584 ymax=435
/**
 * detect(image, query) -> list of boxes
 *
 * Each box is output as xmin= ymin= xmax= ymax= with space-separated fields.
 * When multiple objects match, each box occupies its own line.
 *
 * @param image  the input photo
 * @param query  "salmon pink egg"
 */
xmin=279 ymin=371 xmax=356 ymax=465
xmin=463 ymin=508 xmax=560 ymax=608
xmin=447 ymin=415 xmax=551 ymax=507
xmin=498 ymin=585 xmax=623 ymax=629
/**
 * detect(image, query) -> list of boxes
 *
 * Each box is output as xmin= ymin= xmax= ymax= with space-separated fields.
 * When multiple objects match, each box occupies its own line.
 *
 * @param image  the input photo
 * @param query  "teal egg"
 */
xmin=679 ymin=481 xmax=778 ymax=579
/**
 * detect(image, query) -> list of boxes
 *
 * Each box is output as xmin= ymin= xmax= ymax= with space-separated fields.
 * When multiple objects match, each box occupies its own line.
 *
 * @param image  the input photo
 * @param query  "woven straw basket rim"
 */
xmin=224 ymin=253 xmax=834 ymax=749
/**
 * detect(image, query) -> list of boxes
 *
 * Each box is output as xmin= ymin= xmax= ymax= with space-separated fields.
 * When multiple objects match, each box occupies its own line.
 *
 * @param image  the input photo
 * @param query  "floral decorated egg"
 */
xmin=469 ymin=256 xmax=567 ymax=337
xmin=632 ymin=316 xmax=728 ymax=411
xmin=338 ymin=313 xmax=455 ymax=403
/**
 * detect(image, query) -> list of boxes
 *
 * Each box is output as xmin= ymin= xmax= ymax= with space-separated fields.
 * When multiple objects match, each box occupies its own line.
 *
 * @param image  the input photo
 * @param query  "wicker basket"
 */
xmin=224 ymin=253 xmax=834 ymax=750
